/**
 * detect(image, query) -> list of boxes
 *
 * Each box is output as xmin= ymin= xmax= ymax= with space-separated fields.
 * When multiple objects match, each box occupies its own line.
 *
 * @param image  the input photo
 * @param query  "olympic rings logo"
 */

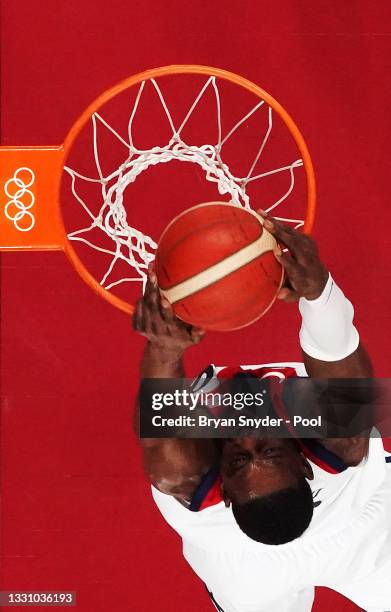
xmin=4 ymin=167 xmax=36 ymax=232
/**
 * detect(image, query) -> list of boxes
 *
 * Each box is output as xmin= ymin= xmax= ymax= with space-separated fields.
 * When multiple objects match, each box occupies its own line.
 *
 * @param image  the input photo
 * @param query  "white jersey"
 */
xmin=151 ymin=363 xmax=391 ymax=612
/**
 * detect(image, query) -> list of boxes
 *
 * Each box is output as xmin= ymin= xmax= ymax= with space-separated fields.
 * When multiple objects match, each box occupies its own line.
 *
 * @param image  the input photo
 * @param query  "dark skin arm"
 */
xmin=133 ymin=271 xmax=218 ymax=502
xmin=135 ymin=213 xmax=372 ymax=482
xmin=261 ymin=213 xmax=372 ymax=464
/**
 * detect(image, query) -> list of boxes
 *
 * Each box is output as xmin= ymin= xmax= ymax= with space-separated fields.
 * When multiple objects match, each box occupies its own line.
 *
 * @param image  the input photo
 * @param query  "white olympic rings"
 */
xmin=4 ymin=167 xmax=36 ymax=232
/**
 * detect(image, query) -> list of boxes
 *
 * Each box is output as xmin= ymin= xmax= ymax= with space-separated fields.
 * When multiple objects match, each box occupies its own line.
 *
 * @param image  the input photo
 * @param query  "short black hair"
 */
xmin=231 ymin=477 xmax=314 ymax=545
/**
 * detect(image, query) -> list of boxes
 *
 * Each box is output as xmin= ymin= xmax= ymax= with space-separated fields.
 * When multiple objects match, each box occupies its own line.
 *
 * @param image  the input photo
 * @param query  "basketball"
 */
xmin=155 ymin=202 xmax=283 ymax=331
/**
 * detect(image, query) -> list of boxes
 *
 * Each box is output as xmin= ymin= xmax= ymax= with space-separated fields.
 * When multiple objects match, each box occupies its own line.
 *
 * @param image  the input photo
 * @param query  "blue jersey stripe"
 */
xmin=189 ymin=465 xmax=220 ymax=512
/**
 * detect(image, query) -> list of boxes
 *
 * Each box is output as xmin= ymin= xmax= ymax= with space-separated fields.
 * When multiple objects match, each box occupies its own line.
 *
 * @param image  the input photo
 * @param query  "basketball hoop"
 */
xmin=0 ymin=65 xmax=316 ymax=314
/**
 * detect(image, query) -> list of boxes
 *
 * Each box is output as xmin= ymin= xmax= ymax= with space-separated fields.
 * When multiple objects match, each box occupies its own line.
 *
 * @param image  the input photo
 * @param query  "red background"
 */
xmin=1 ymin=2 xmax=391 ymax=611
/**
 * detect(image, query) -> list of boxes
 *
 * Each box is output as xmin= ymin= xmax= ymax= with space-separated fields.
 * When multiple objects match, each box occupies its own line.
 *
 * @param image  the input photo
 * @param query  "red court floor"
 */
xmin=1 ymin=2 xmax=391 ymax=610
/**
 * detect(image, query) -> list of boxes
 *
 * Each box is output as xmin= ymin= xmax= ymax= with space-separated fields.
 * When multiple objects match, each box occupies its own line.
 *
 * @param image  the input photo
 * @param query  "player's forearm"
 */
xmin=299 ymin=274 xmax=373 ymax=377
xmin=135 ymin=341 xmax=187 ymax=435
xmin=137 ymin=342 xmax=217 ymax=499
xmin=303 ymin=343 xmax=373 ymax=378
xmin=140 ymin=341 xmax=186 ymax=378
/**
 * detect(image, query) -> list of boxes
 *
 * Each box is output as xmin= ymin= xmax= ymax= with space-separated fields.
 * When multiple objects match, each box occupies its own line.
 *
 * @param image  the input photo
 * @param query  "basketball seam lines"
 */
xmin=159 ymin=230 xmax=276 ymax=304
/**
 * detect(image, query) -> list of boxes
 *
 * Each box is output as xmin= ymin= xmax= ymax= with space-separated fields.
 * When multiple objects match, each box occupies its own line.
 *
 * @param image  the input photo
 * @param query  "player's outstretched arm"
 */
xmin=261 ymin=213 xmax=373 ymax=378
xmin=133 ymin=271 xmax=217 ymax=503
xmin=261 ymin=213 xmax=373 ymax=465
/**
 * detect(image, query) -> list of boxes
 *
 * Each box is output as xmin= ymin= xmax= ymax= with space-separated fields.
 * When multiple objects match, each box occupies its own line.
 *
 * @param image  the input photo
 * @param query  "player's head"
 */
xmin=220 ymin=438 xmax=314 ymax=545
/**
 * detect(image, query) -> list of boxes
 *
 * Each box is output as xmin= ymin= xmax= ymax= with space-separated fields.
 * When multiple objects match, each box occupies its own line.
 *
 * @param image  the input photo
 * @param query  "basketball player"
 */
xmin=133 ymin=215 xmax=391 ymax=612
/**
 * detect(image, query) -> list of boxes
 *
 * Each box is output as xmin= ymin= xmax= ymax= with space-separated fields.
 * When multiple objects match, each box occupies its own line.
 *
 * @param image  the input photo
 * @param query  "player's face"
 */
xmin=220 ymin=438 xmax=312 ymax=505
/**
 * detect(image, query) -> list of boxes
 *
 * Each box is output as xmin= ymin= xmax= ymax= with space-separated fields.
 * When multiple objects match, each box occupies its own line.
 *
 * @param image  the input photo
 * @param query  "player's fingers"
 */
xmin=274 ymin=250 xmax=300 ymax=277
xmin=143 ymin=276 xmax=155 ymax=301
xmin=133 ymin=299 xmax=144 ymax=331
xmin=259 ymin=213 xmax=301 ymax=253
xmin=277 ymin=267 xmax=295 ymax=290
xmin=133 ymin=301 xmax=150 ymax=337
xmin=142 ymin=300 xmax=152 ymax=333
xmin=264 ymin=218 xmax=298 ymax=247
xmin=257 ymin=209 xmax=269 ymax=219
xmin=160 ymin=295 xmax=175 ymax=321
xmin=262 ymin=212 xmax=317 ymax=267
xmin=277 ymin=287 xmax=300 ymax=302
xmin=143 ymin=273 xmax=160 ymax=308
xmin=191 ymin=327 xmax=206 ymax=344
xmin=258 ymin=209 xmax=286 ymax=228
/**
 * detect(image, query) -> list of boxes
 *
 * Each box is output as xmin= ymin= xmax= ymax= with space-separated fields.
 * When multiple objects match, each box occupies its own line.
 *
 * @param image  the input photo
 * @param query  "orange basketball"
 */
xmin=155 ymin=202 xmax=283 ymax=331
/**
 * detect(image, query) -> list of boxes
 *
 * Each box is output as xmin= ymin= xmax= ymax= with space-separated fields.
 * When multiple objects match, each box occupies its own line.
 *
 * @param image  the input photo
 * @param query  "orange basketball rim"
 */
xmin=0 ymin=65 xmax=316 ymax=314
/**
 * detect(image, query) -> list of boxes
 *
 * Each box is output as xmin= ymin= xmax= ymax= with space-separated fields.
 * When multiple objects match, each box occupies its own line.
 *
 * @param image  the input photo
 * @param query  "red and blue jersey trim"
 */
xmin=269 ymin=378 xmax=349 ymax=475
xmin=299 ymin=439 xmax=348 ymax=474
xmin=189 ymin=440 xmax=349 ymax=511
xmin=189 ymin=466 xmax=222 ymax=512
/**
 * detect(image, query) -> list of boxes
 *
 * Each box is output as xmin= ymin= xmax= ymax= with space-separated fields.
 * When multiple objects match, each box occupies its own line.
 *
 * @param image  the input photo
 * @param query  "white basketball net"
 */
xmin=65 ymin=76 xmax=304 ymax=291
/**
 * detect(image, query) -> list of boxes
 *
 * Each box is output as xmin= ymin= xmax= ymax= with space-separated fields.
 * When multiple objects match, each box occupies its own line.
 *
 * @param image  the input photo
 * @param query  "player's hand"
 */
xmin=133 ymin=270 xmax=205 ymax=353
xmin=259 ymin=211 xmax=329 ymax=302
